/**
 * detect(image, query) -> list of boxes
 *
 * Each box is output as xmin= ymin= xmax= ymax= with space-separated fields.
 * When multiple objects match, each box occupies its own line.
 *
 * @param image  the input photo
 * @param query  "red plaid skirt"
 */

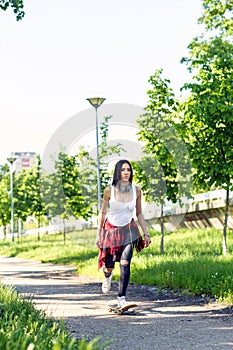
xmin=97 ymin=219 xmax=145 ymax=270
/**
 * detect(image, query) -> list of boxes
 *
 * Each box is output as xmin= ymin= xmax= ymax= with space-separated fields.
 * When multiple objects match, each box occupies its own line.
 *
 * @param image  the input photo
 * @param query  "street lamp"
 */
xmin=86 ymin=97 xmax=106 ymax=213
xmin=7 ymin=156 xmax=17 ymax=242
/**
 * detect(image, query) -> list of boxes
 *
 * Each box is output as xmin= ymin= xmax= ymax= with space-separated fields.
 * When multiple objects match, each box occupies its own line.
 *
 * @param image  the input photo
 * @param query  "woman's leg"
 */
xmin=104 ymin=252 xmax=115 ymax=275
xmin=118 ymin=243 xmax=133 ymax=297
xmin=102 ymin=253 xmax=115 ymax=294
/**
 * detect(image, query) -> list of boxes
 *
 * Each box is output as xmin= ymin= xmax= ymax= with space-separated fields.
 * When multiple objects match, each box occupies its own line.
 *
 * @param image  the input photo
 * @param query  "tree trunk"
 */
xmin=160 ymin=203 xmax=164 ymax=254
xmin=3 ymin=226 xmax=6 ymax=240
xmin=17 ymin=218 xmax=21 ymax=241
xmin=222 ymin=186 xmax=230 ymax=256
xmin=63 ymin=218 xmax=66 ymax=245
xmin=37 ymin=216 xmax=40 ymax=241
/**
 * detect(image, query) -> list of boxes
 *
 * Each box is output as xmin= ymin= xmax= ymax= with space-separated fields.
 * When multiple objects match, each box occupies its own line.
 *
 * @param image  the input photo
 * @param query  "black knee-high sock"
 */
xmin=118 ymin=243 xmax=133 ymax=297
xmin=118 ymin=262 xmax=130 ymax=297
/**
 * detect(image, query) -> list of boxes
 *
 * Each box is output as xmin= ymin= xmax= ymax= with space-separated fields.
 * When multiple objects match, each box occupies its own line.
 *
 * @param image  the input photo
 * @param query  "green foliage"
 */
xmin=198 ymin=0 xmax=233 ymax=36
xmin=0 ymin=164 xmax=10 ymax=229
xmin=0 ymin=0 xmax=25 ymax=20
xmin=134 ymin=69 xmax=193 ymax=254
xmin=132 ymin=156 xmax=167 ymax=203
xmin=181 ymin=39 xmax=233 ymax=189
xmin=135 ymin=69 xmax=193 ymax=205
xmin=78 ymin=338 xmax=112 ymax=350
xmin=54 ymin=152 xmax=87 ymax=219
xmin=74 ymin=147 xmax=98 ymax=218
xmin=15 ymin=156 xmax=46 ymax=223
xmin=180 ymin=0 xmax=233 ymax=254
xmin=14 ymin=156 xmax=47 ymax=241
xmin=180 ymin=0 xmax=233 ymax=191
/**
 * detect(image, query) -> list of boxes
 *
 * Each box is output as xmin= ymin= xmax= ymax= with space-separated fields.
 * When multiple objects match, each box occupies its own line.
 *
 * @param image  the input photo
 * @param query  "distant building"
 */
xmin=11 ymin=152 xmax=38 ymax=173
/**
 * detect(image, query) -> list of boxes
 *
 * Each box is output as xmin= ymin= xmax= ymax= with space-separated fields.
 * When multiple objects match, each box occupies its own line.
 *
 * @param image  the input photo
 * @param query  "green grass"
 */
xmin=0 ymin=284 xmax=109 ymax=350
xmin=131 ymin=227 xmax=233 ymax=303
xmin=1 ymin=227 xmax=233 ymax=303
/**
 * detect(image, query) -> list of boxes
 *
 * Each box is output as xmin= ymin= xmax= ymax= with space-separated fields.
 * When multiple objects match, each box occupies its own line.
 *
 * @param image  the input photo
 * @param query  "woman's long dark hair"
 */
xmin=112 ymin=159 xmax=133 ymax=185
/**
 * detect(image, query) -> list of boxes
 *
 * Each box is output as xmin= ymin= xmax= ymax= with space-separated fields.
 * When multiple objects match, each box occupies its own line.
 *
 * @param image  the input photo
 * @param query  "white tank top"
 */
xmin=107 ymin=184 xmax=137 ymax=227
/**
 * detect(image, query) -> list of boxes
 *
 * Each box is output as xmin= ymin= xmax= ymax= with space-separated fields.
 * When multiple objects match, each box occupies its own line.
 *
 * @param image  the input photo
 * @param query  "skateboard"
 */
xmin=108 ymin=302 xmax=137 ymax=315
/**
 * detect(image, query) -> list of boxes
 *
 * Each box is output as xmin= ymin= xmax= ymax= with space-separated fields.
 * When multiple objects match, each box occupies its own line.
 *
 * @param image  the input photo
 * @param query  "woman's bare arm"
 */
xmin=136 ymin=186 xmax=151 ymax=248
xmin=98 ymin=186 xmax=111 ymax=229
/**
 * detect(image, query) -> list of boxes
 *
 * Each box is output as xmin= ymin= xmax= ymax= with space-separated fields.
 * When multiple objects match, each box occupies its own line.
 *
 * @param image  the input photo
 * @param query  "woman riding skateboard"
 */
xmin=96 ymin=159 xmax=151 ymax=307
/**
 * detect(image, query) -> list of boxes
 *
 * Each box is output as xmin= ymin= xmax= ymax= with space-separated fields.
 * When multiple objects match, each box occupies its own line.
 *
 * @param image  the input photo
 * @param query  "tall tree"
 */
xmin=14 ymin=169 xmax=35 ymax=238
xmin=20 ymin=156 xmax=46 ymax=241
xmin=0 ymin=0 xmax=25 ymax=20
xmin=180 ymin=0 xmax=233 ymax=255
xmin=135 ymin=69 xmax=192 ymax=254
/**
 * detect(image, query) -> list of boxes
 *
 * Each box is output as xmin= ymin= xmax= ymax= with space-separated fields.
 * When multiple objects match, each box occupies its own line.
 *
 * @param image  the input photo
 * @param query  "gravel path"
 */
xmin=0 ymin=255 xmax=233 ymax=349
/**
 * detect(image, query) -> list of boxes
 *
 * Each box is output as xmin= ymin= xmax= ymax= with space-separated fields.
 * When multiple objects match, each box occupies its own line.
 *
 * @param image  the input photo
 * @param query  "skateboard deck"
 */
xmin=108 ymin=302 xmax=137 ymax=315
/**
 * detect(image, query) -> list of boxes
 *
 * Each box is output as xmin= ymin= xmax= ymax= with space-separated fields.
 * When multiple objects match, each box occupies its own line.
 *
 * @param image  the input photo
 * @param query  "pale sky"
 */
xmin=0 ymin=0 xmax=203 ymax=165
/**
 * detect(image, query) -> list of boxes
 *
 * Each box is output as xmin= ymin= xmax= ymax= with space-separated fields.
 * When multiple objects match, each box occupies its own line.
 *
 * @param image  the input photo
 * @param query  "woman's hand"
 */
xmin=95 ymin=228 xmax=104 ymax=248
xmin=95 ymin=237 xmax=100 ymax=248
xmin=144 ymin=234 xmax=151 ymax=248
xmin=95 ymin=230 xmax=100 ymax=247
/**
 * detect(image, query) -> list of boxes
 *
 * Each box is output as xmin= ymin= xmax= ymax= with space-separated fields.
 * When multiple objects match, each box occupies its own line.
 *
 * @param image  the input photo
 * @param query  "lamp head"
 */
xmin=7 ymin=157 xmax=17 ymax=164
xmin=86 ymin=97 xmax=106 ymax=109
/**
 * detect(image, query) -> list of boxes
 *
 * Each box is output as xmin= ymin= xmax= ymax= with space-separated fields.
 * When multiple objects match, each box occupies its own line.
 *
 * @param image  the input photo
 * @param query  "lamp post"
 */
xmin=7 ymin=157 xmax=16 ymax=242
xmin=86 ymin=97 xmax=106 ymax=213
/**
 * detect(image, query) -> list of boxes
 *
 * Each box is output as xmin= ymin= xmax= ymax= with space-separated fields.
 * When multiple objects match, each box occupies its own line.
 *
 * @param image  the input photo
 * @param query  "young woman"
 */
xmin=96 ymin=159 xmax=151 ymax=307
